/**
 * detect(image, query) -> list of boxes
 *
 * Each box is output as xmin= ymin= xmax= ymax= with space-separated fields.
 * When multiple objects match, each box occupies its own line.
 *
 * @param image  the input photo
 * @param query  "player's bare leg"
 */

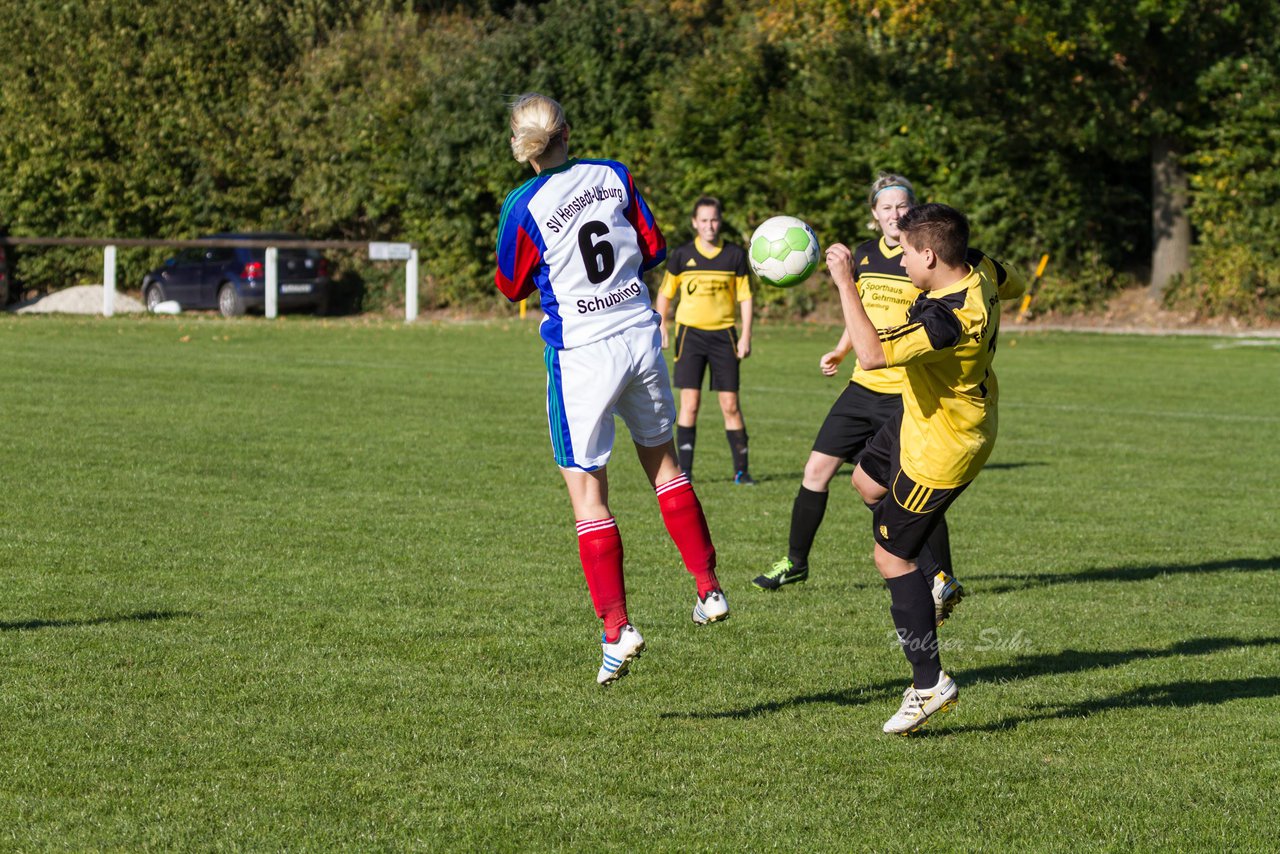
xmin=802 ymin=450 xmax=843 ymax=493
xmin=636 ymin=439 xmax=728 ymax=625
xmin=851 ymin=462 xmax=886 ymax=505
xmin=562 ymin=467 xmax=610 ymax=521
xmin=634 ymin=440 xmax=682 ymax=489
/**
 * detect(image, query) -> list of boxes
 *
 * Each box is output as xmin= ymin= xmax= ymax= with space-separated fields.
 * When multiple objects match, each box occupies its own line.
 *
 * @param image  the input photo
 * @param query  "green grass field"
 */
xmin=2 ymin=313 xmax=1278 ymax=850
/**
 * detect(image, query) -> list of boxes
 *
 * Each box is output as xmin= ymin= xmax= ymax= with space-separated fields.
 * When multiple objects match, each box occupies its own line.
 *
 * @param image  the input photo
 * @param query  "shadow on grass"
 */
xmin=978 ymin=555 xmax=1280 ymax=593
xmin=960 ymin=634 xmax=1280 ymax=685
xmin=931 ymin=675 xmax=1280 ymax=735
xmin=660 ymin=684 xmax=888 ymax=720
xmin=661 ymin=635 xmax=1280 ymax=721
xmin=0 ymin=610 xmax=192 ymax=632
xmin=983 ymin=461 xmax=1048 ymax=471
xmin=786 ymin=554 xmax=1279 ymax=595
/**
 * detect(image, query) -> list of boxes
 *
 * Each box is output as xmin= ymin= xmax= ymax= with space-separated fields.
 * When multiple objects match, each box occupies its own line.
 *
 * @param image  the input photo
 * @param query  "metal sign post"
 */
xmin=369 ymin=242 xmax=418 ymax=323
xmin=265 ymin=246 xmax=278 ymax=319
xmin=406 ymin=249 xmax=419 ymax=322
xmin=102 ymin=245 xmax=117 ymax=317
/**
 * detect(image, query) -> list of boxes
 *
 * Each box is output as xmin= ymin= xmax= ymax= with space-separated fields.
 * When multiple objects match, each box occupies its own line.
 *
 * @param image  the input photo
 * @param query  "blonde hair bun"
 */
xmin=509 ymin=93 xmax=567 ymax=163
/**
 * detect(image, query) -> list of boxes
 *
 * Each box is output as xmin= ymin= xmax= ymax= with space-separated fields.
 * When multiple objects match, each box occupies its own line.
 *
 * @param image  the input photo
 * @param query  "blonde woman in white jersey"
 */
xmin=495 ymin=93 xmax=729 ymax=686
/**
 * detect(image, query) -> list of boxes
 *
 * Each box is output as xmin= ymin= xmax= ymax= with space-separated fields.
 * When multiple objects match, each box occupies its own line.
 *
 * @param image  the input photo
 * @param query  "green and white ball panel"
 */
xmin=749 ymin=216 xmax=820 ymax=288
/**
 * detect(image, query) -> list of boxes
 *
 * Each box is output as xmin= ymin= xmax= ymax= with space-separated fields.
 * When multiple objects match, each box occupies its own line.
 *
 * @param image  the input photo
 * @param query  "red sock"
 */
xmin=655 ymin=474 xmax=720 ymax=597
xmin=576 ymin=517 xmax=628 ymax=642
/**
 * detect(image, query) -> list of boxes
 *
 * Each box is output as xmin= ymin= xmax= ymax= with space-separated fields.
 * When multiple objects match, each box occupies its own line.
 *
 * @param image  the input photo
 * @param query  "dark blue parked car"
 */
xmin=0 ymin=242 xmax=11 ymax=306
xmin=141 ymin=233 xmax=332 ymax=317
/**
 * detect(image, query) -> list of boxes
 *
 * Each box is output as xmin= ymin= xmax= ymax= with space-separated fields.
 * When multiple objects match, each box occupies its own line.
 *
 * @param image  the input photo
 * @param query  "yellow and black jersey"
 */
xmin=878 ymin=256 xmax=1006 ymax=489
xmin=852 ymin=239 xmax=1028 ymax=395
xmin=659 ymin=238 xmax=752 ymax=331
xmin=850 ymin=237 xmax=915 ymax=394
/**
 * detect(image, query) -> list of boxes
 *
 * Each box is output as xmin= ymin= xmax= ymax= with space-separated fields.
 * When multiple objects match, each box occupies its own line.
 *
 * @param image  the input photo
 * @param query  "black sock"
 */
xmin=726 ymin=428 xmax=748 ymax=474
xmin=676 ymin=425 xmax=696 ymax=477
xmin=917 ymin=516 xmax=953 ymax=581
xmin=787 ymin=486 xmax=829 ymax=567
xmin=886 ymin=572 xmax=941 ymax=688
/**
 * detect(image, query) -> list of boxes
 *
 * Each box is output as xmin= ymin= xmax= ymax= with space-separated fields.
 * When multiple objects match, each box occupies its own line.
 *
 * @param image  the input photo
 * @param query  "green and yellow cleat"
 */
xmin=752 ymin=557 xmax=809 ymax=591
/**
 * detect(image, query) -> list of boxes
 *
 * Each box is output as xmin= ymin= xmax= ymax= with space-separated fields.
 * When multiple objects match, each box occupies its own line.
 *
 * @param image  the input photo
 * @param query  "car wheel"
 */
xmin=143 ymin=281 xmax=165 ymax=311
xmin=218 ymin=282 xmax=245 ymax=318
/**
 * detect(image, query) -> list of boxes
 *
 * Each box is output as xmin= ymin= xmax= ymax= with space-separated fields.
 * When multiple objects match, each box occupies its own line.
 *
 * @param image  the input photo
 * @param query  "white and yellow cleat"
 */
xmin=597 ymin=624 xmax=646 ymax=686
xmin=692 ymin=589 xmax=730 ymax=625
xmin=931 ymin=571 xmax=965 ymax=627
xmin=882 ymin=672 xmax=959 ymax=735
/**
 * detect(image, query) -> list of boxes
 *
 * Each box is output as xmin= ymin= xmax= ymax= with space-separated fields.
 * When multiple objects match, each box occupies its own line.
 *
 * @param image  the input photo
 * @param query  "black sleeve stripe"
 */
xmin=991 ymin=258 xmax=1008 ymax=286
xmin=879 ymin=321 xmax=923 ymax=343
xmin=920 ymin=303 xmax=963 ymax=350
xmin=969 ymin=247 xmax=1008 ymax=287
xmin=934 ymin=290 xmax=968 ymax=311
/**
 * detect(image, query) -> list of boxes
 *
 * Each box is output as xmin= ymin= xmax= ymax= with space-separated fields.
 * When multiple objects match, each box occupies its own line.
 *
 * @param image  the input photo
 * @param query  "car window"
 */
xmin=176 ymin=248 xmax=203 ymax=262
xmin=207 ymin=248 xmax=235 ymax=262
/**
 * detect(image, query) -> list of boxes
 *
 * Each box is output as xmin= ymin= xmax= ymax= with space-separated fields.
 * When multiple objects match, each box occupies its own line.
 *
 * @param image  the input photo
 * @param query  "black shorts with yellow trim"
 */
xmin=811 ymin=381 xmax=903 ymax=464
xmin=860 ymin=411 xmax=969 ymax=561
xmin=673 ymin=324 xmax=740 ymax=392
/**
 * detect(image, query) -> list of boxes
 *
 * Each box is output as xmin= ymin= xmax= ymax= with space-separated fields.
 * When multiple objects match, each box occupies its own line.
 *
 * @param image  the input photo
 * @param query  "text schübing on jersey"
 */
xmin=577 ymin=281 xmax=641 ymax=314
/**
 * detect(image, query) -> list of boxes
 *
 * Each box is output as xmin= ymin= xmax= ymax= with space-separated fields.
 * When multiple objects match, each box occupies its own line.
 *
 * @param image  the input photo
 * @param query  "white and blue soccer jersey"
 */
xmin=495 ymin=158 xmax=667 ymax=350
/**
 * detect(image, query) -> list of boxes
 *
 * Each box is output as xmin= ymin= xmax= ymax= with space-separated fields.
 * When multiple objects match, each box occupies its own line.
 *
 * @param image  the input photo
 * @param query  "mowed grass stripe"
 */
xmin=0 ymin=314 xmax=1277 ymax=849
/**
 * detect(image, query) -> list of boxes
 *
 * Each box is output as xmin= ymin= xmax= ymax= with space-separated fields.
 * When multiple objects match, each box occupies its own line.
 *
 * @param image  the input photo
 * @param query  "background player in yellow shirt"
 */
xmin=655 ymin=196 xmax=756 ymax=485
xmin=828 ymin=202 xmax=1008 ymax=734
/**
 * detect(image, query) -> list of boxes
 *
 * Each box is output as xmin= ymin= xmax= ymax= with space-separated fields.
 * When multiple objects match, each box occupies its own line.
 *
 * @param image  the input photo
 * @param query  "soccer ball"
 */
xmin=748 ymin=216 xmax=820 ymax=288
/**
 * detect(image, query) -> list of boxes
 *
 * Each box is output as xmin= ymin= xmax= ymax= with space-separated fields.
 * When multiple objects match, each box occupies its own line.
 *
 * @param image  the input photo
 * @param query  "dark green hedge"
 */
xmin=2 ymin=0 xmax=1277 ymax=319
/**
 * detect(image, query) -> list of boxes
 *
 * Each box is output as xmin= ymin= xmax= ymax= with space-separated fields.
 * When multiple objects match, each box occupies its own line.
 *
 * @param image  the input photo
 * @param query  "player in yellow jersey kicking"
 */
xmin=827 ymin=202 xmax=1008 ymax=735
xmin=755 ymin=174 xmax=1025 ymax=635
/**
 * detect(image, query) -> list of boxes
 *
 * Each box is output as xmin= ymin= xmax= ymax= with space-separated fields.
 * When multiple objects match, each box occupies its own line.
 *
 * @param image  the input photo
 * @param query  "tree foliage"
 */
xmin=0 ymin=0 xmax=1276 ymax=318
xmin=1179 ymin=41 xmax=1280 ymax=317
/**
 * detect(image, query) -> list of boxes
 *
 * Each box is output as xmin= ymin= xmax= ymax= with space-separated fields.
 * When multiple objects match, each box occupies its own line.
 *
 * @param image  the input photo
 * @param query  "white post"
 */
xmin=405 ymin=248 xmax=419 ymax=322
xmin=265 ymin=246 xmax=278 ymax=319
xmin=102 ymin=245 xmax=117 ymax=317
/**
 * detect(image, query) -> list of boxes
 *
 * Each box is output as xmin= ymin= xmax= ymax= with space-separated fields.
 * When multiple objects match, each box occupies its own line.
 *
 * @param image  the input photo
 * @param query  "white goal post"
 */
xmin=0 ymin=236 xmax=422 ymax=321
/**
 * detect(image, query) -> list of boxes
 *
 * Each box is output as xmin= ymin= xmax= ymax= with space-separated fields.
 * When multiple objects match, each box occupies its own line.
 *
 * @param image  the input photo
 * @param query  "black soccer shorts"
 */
xmin=859 ymin=411 xmax=969 ymax=561
xmin=811 ymin=381 xmax=903 ymax=464
xmin=672 ymin=325 xmax=741 ymax=392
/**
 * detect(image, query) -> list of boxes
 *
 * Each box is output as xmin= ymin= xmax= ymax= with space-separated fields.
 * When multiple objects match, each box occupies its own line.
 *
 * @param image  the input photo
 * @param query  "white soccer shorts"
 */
xmin=544 ymin=321 xmax=675 ymax=471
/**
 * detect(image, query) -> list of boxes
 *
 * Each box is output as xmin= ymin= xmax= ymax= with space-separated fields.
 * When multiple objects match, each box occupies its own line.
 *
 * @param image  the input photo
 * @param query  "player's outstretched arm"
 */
xmin=737 ymin=298 xmax=753 ymax=359
xmin=655 ymin=291 xmax=673 ymax=348
xmin=820 ymin=329 xmax=853 ymax=376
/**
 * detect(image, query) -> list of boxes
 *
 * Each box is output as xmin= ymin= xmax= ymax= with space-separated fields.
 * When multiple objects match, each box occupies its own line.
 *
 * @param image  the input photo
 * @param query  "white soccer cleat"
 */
xmin=931 ymin=571 xmax=965 ymax=627
xmin=597 ymin=624 xmax=646 ymax=686
xmin=882 ymin=672 xmax=959 ymax=735
xmin=692 ymin=589 xmax=730 ymax=625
